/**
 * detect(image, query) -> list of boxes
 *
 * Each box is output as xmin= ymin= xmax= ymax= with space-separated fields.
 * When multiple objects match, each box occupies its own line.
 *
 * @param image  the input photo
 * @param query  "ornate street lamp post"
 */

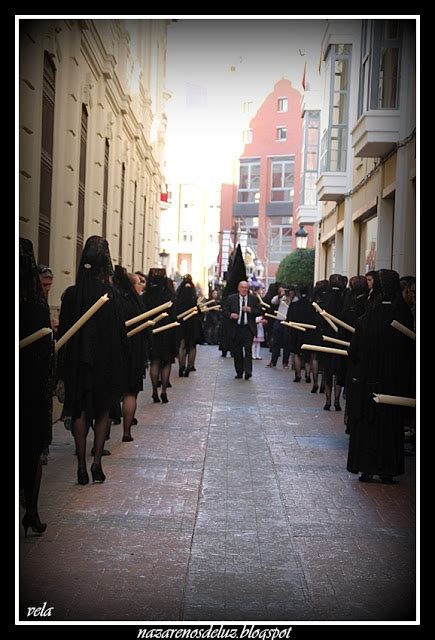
xmin=159 ymin=249 xmax=169 ymax=269
xmin=295 ymin=223 xmax=309 ymax=249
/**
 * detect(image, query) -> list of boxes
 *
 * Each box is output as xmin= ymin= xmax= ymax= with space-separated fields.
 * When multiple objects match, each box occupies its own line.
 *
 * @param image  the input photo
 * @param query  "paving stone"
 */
xmin=19 ymin=346 xmax=416 ymax=622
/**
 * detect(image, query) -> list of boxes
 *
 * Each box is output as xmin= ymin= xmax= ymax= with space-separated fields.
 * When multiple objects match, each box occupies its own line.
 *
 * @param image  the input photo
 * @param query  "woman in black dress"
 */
xmin=57 ymin=236 xmax=125 ymax=484
xmin=346 ymin=269 xmax=415 ymax=483
xmin=143 ymin=269 xmax=177 ymax=403
xmin=19 ymin=238 xmax=53 ymax=536
xmin=112 ymin=267 xmax=146 ymax=442
xmin=176 ymin=274 xmax=204 ymax=376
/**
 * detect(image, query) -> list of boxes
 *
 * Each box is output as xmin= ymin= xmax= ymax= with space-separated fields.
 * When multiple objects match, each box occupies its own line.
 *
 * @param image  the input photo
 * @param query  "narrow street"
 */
xmin=20 ymin=345 xmax=416 ymax=622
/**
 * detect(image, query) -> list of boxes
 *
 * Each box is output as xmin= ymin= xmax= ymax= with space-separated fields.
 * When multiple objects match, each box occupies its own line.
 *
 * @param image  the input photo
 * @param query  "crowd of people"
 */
xmin=19 ymin=234 xmax=416 ymax=538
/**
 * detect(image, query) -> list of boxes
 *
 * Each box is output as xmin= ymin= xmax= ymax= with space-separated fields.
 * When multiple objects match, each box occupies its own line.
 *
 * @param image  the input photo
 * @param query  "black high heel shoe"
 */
xmin=160 ymin=392 xmax=168 ymax=403
xmin=334 ymin=402 xmax=342 ymax=411
xmin=359 ymin=473 xmax=373 ymax=482
xmin=152 ymin=392 xmax=161 ymax=403
xmin=90 ymin=463 xmax=106 ymax=483
xmin=22 ymin=513 xmax=47 ymax=538
xmin=179 ymin=367 xmax=185 ymax=377
xmin=184 ymin=367 xmax=190 ymax=377
xmin=323 ymin=403 xmax=331 ymax=411
xmin=77 ymin=467 xmax=89 ymax=485
xmin=311 ymin=385 xmax=319 ymax=393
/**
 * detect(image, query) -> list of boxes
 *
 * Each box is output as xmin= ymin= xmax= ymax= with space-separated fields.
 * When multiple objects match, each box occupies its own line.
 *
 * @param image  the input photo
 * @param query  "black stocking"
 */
xmin=72 ymin=412 xmax=90 ymax=471
xmin=150 ymin=360 xmax=161 ymax=394
xmin=160 ymin=363 xmax=171 ymax=392
xmin=122 ymin=394 xmax=137 ymax=438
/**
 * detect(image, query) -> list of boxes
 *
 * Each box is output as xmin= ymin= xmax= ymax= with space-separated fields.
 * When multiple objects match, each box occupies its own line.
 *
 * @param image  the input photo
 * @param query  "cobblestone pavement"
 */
xmin=19 ymin=345 xmax=416 ymax=622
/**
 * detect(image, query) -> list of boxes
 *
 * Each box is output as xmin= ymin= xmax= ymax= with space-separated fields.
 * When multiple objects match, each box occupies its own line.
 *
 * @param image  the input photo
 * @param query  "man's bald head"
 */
xmin=238 ymin=281 xmax=249 ymax=295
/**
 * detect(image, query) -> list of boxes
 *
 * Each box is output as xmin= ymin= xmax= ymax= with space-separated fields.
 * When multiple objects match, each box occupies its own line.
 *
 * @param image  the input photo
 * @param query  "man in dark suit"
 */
xmin=222 ymin=281 xmax=262 ymax=379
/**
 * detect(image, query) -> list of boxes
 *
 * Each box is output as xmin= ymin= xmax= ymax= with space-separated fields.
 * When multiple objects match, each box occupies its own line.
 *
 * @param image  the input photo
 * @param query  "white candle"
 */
xmin=373 ymin=394 xmax=416 ymax=407
xmin=55 ymin=294 xmax=109 ymax=353
xmin=201 ymin=305 xmax=221 ymax=313
xmin=276 ymin=310 xmax=287 ymax=319
xmin=183 ymin=309 xmax=198 ymax=321
xmin=19 ymin=327 xmax=52 ymax=350
xmin=280 ymin=321 xmax=306 ymax=332
xmin=257 ymin=293 xmax=270 ymax=309
xmin=127 ymin=319 xmax=155 ymax=338
xmin=321 ymin=310 xmax=355 ymax=333
xmin=125 ymin=300 xmax=173 ymax=327
xmin=320 ymin=313 xmax=339 ymax=333
xmin=290 ymin=322 xmax=317 ymax=329
xmin=152 ymin=321 xmax=180 ymax=334
xmin=322 ymin=335 xmax=350 ymax=347
xmin=391 ymin=320 xmax=416 ymax=341
xmin=177 ymin=306 xmax=197 ymax=320
xmin=199 ymin=299 xmax=218 ymax=308
xmin=301 ymin=344 xmax=348 ymax=356
xmin=151 ymin=312 xmax=168 ymax=325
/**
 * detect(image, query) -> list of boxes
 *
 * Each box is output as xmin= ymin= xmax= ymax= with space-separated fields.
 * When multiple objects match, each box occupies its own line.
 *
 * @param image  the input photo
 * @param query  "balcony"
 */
xmin=316 ymin=173 xmax=347 ymax=202
xmin=352 ymin=111 xmax=400 ymax=158
xmin=296 ymin=204 xmax=320 ymax=224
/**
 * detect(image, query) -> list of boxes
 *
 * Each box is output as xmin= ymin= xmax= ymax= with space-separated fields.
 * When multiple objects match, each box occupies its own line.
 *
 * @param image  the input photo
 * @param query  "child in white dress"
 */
xmin=253 ymin=314 xmax=267 ymax=360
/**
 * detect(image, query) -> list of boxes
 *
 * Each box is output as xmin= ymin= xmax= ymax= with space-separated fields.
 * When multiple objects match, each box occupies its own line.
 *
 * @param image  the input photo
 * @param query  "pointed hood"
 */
xmin=222 ymin=244 xmax=247 ymax=298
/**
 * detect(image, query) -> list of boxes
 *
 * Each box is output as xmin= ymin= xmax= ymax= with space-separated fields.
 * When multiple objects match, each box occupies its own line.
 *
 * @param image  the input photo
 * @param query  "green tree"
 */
xmin=276 ymin=248 xmax=315 ymax=287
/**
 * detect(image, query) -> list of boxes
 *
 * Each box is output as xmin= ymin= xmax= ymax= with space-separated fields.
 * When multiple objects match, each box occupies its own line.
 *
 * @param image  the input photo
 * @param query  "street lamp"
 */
xmin=295 ymin=223 xmax=309 ymax=249
xmin=159 ymin=249 xmax=169 ymax=269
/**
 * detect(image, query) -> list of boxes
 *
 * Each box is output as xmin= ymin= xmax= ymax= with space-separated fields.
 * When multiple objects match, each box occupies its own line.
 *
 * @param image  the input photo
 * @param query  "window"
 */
xmin=234 ymin=216 xmax=259 ymax=253
xmin=358 ymin=216 xmax=378 ymax=274
xmin=243 ymin=129 xmax=253 ymax=144
xmin=243 ymin=101 xmax=253 ymax=113
xmin=268 ymin=218 xmax=292 ymax=262
xmin=300 ymin=111 xmax=320 ymax=206
xmin=38 ymin=52 xmax=56 ymax=265
xmin=358 ymin=20 xmax=401 ymax=116
xmin=237 ymin=161 xmax=260 ymax=203
xmin=277 ymin=97 xmax=288 ymax=112
xmin=270 ymin=159 xmax=295 ymax=202
xmin=320 ymin=45 xmax=351 ymax=173
xmin=276 ymin=126 xmax=287 ymax=141
xmin=76 ymin=104 xmax=88 ymax=268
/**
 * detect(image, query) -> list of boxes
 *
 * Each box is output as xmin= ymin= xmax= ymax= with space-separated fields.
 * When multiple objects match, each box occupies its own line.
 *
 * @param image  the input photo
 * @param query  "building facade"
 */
xmin=160 ymin=183 xmax=221 ymax=294
xmin=19 ymin=18 xmax=170 ymax=303
xmin=220 ymin=78 xmax=308 ymax=287
xmin=314 ymin=18 xmax=416 ymax=280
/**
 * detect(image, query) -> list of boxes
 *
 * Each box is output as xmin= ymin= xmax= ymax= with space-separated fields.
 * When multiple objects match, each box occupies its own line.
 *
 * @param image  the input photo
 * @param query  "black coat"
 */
xmin=222 ymin=293 xmax=262 ymax=338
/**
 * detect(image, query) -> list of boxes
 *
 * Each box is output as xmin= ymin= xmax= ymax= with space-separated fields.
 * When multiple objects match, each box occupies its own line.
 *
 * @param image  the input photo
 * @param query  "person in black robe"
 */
xmin=346 ymin=269 xmax=415 ymax=483
xmin=202 ymin=290 xmax=222 ymax=345
xmin=288 ymin=285 xmax=320 ymax=388
xmin=143 ymin=269 xmax=177 ymax=403
xmin=19 ymin=238 xmax=53 ymax=536
xmin=318 ymin=274 xmax=347 ymax=410
xmin=219 ymin=244 xmax=247 ymax=357
xmin=57 ymin=236 xmax=126 ymax=484
xmin=112 ymin=267 xmax=146 ymax=442
xmin=175 ymin=274 xmax=204 ymax=377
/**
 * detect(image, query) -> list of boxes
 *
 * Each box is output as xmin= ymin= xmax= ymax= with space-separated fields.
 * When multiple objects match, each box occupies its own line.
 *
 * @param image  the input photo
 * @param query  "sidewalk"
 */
xmin=19 ymin=345 xmax=416 ymax=622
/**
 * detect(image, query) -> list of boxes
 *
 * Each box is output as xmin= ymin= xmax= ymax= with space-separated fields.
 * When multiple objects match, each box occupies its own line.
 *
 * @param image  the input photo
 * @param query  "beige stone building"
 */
xmin=160 ymin=183 xmax=221 ymax=295
xmin=19 ymin=18 xmax=171 ymax=303
xmin=313 ymin=19 xmax=416 ymax=280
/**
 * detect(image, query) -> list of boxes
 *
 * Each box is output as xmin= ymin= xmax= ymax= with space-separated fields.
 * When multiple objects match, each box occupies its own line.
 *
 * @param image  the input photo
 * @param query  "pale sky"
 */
xmin=164 ymin=18 xmax=326 ymax=187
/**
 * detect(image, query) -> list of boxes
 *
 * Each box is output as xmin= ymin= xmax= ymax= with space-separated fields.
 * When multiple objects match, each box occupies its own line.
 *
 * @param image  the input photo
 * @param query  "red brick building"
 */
xmin=220 ymin=78 xmax=315 ymax=285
